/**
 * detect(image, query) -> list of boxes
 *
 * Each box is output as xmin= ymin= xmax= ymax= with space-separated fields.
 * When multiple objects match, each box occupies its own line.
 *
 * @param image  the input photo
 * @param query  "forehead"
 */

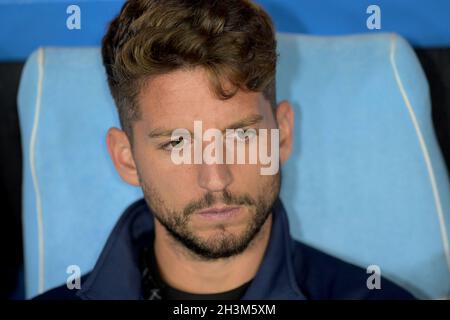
xmin=137 ymin=67 xmax=272 ymax=128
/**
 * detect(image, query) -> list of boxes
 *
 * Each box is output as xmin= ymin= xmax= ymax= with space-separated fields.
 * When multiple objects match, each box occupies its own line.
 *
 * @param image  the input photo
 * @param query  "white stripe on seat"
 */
xmin=29 ymin=47 xmax=45 ymax=294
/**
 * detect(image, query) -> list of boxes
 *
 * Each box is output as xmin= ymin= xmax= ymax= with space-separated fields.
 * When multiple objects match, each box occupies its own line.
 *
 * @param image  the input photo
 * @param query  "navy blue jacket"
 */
xmin=35 ymin=198 xmax=415 ymax=300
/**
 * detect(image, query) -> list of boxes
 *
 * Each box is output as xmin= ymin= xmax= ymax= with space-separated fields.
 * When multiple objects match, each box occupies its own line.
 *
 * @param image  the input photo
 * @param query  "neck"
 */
xmin=153 ymin=213 xmax=272 ymax=294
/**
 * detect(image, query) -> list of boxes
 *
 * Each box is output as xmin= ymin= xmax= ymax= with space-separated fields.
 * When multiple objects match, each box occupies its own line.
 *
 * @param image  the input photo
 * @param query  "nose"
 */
xmin=197 ymin=162 xmax=233 ymax=192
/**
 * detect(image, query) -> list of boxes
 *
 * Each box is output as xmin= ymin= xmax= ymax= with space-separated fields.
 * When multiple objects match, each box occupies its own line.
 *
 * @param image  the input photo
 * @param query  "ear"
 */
xmin=275 ymin=100 xmax=294 ymax=165
xmin=106 ymin=127 xmax=140 ymax=186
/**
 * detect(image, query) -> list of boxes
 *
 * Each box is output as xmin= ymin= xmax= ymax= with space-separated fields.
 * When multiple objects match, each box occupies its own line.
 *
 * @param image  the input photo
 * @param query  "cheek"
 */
xmin=134 ymin=147 xmax=199 ymax=201
xmin=231 ymin=163 xmax=263 ymax=191
xmin=233 ymin=163 xmax=279 ymax=197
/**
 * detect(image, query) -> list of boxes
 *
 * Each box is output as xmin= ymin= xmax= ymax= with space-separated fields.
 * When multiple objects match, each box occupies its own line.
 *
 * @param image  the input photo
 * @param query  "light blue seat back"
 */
xmin=18 ymin=47 xmax=144 ymax=298
xmin=18 ymin=33 xmax=450 ymax=299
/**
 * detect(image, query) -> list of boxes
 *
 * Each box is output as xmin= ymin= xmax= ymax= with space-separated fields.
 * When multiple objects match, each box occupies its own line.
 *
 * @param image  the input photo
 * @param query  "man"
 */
xmin=36 ymin=0 xmax=414 ymax=300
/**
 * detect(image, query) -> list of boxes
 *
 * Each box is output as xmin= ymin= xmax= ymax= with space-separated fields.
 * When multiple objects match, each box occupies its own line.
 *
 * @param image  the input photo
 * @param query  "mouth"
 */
xmin=197 ymin=206 xmax=241 ymax=221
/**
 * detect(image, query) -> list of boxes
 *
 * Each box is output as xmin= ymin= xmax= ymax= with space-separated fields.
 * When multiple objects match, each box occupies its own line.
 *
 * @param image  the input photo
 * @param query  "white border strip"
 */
xmin=29 ymin=47 xmax=45 ymax=294
xmin=389 ymin=34 xmax=450 ymax=276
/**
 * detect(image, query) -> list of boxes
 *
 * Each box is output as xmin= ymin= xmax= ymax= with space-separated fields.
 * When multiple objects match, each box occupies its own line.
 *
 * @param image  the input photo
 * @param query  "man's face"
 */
xmin=109 ymin=67 xmax=292 ymax=260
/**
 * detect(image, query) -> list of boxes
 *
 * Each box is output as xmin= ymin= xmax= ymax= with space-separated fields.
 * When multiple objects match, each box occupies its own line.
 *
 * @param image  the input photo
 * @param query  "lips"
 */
xmin=197 ymin=206 xmax=241 ymax=220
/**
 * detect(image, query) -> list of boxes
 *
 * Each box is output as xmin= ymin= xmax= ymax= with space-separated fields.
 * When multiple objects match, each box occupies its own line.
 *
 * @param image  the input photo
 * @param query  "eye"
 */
xmin=161 ymin=136 xmax=188 ymax=151
xmin=233 ymin=128 xmax=257 ymax=142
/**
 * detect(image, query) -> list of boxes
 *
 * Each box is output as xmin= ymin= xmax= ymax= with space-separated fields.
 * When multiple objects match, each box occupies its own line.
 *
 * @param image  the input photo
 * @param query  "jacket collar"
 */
xmin=77 ymin=198 xmax=306 ymax=300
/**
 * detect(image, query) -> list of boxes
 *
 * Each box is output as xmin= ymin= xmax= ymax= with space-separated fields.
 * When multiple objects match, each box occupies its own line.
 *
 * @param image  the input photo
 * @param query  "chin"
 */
xmin=196 ymin=229 xmax=241 ymax=242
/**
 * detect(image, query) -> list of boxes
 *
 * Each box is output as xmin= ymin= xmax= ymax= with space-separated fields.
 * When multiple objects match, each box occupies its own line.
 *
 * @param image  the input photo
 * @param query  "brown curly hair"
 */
xmin=102 ymin=0 xmax=278 ymax=138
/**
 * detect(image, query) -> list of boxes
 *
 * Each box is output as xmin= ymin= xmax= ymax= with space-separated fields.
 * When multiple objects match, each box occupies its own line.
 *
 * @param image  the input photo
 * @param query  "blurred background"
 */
xmin=0 ymin=0 xmax=449 ymax=299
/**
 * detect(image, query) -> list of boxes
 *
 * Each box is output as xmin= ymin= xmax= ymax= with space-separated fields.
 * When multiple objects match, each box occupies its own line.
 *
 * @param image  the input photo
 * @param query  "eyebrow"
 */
xmin=147 ymin=114 xmax=264 ymax=139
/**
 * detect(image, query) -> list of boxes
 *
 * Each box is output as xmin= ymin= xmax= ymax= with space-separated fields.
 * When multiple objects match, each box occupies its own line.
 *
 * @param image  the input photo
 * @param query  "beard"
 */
xmin=139 ymin=172 xmax=281 ymax=260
